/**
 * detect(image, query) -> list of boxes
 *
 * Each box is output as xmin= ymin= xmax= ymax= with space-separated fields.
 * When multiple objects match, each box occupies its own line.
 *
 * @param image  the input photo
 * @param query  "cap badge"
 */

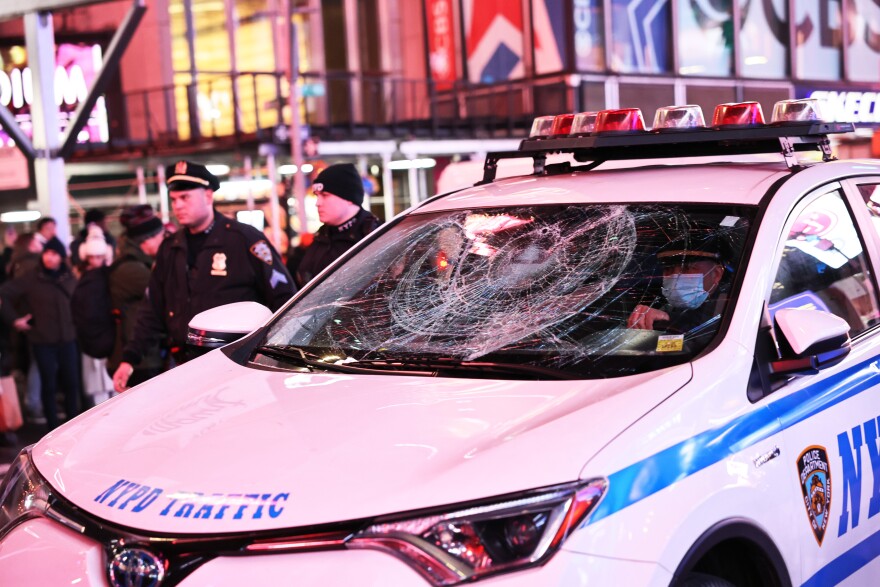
xmin=211 ymin=252 xmax=228 ymax=276
xmin=312 ymin=182 xmax=323 ymax=193
xmin=175 ymin=160 xmax=188 ymax=175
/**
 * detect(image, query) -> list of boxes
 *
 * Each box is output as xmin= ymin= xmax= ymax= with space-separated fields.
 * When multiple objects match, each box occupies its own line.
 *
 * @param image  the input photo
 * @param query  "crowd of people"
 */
xmin=0 ymin=160 xmax=379 ymax=439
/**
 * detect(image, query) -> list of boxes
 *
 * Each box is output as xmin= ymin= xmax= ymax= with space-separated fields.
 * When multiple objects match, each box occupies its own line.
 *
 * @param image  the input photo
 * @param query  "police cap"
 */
xmin=166 ymin=160 xmax=221 ymax=191
xmin=657 ymin=229 xmax=726 ymax=266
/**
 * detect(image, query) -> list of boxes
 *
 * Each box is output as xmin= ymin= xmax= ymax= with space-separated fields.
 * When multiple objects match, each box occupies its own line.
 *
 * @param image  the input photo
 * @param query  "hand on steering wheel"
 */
xmin=627 ymin=305 xmax=670 ymax=330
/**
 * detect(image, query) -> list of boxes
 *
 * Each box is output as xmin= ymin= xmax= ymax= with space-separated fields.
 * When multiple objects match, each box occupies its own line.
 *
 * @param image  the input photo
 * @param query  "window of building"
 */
xmin=770 ymin=190 xmax=879 ymax=337
xmin=235 ymin=0 xmax=282 ymax=134
xmin=794 ymin=1 xmax=842 ymax=81
xmin=579 ymin=80 xmax=606 ymax=112
xmin=618 ymin=82 xmax=674 ymax=120
xmin=610 ymin=0 xmax=671 ymax=74
xmin=847 ymin=1 xmax=880 ymax=82
xmin=685 ymin=84 xmax=736 ymax=120
xmin=572 ymin=0 xmax=605 ymax=72
xmin=740 ymin=0 xmax=788 ymax=78
xmin=534 ymin=0 xmax=569 ymax=74
xmin=462 ymin=0 xmax=525 ymax=83
xmin=676 ymin=0 xmax=732 ymax=77
xmin=741 ymin=85 xmax=792 ymax=115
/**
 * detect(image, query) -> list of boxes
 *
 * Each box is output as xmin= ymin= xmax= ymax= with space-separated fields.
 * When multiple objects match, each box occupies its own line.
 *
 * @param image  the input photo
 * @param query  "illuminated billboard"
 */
xmin=0 ymin=42 xmax=109 ymax=146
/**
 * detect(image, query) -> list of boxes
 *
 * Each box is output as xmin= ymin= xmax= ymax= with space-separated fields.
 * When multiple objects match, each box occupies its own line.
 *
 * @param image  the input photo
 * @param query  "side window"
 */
xmin=770 ymin=190 xmax=880 ymax=337
xmin=857 ymin=183 xmax=880 ymax=236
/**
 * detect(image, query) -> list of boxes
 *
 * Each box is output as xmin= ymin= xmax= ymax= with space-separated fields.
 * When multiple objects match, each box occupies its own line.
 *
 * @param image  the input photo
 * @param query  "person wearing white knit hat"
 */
xmin=74 ymin=223 xmax=115 ymax=405
xmin=77 ymin=223 xmax=113 ymax=272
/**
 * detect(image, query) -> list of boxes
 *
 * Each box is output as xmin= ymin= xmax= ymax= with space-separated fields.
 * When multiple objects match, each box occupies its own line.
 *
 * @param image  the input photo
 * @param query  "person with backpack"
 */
xmin=0 ymin=239 xmax=81 ymax=430
xmin=106 ymin=205 xmax=166 ymax=388
xmin=72 ymin=225 xmax=115 ymax=406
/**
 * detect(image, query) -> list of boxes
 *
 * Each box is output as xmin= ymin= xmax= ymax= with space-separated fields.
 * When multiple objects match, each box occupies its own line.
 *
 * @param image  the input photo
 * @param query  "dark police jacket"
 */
xmin=294 ymin=208 xmax=380 ymax=288
xmin=122 ymin=211 xmax=295 ymax=365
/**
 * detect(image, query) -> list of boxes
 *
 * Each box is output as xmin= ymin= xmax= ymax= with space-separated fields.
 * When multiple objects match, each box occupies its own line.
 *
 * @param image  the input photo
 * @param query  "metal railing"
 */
xmin=72 ymin=71 xmax=579 ymax=156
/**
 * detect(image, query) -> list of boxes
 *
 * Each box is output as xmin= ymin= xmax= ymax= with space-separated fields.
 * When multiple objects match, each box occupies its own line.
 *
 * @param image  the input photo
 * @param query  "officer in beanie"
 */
xmin=292 ymin=162 xmax=380 ymax=287
xmin=106 ymin=205 xmax=167 ymax=387
xmin=112 ymin=161 xmax=295 ymax=391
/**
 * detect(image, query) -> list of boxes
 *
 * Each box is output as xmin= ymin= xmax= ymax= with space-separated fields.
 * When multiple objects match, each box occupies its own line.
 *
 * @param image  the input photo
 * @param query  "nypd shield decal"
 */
xmin=797 ymin=446 xmax=832 ymax=546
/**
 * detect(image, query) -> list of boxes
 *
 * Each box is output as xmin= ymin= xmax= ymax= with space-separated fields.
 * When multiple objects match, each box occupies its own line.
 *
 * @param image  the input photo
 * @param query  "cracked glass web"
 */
xmin=265 ymin=204 xmax=754 ymax=378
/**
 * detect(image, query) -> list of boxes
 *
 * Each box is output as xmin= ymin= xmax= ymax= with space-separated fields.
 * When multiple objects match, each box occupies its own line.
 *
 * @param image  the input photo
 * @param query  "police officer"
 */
xmin=291 ymin=163 xmax=380 ymax=287
xmin=627 ymin=234 xmax=730 ymax=335
xmin=112 ymin=160 xmax=296 ymax=391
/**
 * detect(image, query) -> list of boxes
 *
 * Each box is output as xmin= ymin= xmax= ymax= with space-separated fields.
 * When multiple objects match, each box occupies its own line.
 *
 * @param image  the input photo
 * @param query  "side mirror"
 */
xmin=187 ymin=301 xmax=273 ymax=349
xmin=770 ymin=308 xmax=851 ymax=376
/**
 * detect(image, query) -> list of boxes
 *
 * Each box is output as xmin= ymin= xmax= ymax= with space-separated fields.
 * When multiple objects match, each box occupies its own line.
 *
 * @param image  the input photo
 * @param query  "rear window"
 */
xmin=263 ymin=204 xmax=755 ymax=379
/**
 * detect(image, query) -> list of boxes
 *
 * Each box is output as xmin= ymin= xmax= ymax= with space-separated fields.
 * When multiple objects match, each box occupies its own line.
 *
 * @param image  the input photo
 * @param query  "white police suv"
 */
xmin=1 ymin=99 xmax=879 ymax=586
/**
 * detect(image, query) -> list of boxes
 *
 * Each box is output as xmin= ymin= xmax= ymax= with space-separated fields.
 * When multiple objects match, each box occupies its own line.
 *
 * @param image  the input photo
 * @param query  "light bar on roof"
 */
xmin=653 ymin=105 xmax=706 ymax=131
xmin=550 ymin=114 xmax=575 ymax=136
xmin=570 ymin=111 xmax=598 ymax=135
xmin=594 ymin=108 xmax=646 ymax=134
xmin=529 ymin=116 xmax=555 ymax=138
xmin=771 ymin=98 xmax=826 ymax=125
xmin=713 ymin=101 xmax=765 ymax=128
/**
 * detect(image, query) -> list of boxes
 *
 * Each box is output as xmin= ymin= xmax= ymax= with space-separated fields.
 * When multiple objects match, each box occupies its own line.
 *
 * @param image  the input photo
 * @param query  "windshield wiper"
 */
xmin=253 ymin=345 xmax=436 ymax=376
xmin=256 ymin=346 xmax=578 ymax=379
xmin=343 ymin=357 xmax=579 ymax=380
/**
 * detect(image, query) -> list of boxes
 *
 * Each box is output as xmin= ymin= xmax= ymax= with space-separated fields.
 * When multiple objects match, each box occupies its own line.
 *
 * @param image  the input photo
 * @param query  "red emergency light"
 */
xmin=712 ymin=101 xmax=765 ymax=127
xmin=594 ymin=108 xmax=646 ymax=134
xmin=550 ymin=114 xmax=575 ymax=136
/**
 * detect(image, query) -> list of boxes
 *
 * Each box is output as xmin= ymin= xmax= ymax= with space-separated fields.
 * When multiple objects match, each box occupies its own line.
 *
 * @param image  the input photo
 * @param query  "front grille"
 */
xmin=42 ymin=491 xmax=359 ymax=587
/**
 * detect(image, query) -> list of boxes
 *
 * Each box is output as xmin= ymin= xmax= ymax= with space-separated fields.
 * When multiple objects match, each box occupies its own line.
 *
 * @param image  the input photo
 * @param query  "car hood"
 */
xmin=32 ymin=350 xmax=691 ymax=534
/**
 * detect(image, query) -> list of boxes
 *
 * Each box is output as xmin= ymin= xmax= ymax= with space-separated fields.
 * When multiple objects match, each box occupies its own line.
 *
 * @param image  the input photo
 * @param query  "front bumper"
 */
xmin=0 ymin=517 xmax=672 ymax=587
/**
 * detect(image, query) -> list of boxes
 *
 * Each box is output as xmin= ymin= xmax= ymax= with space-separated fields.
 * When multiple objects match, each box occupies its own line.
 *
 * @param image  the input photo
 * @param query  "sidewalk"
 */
xmin=0 ymin=421 xmax=47 ymax=477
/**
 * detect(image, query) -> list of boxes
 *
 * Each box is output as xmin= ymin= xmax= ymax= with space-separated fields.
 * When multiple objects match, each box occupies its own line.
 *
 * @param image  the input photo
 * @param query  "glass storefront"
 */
xmin=168 ymin=0 xmax=288 ymax=140
xmin=676 ymin=0 xmax=732 ymax=77
xmin=848 ymin=0 xmax=880 ymax=83
xmin=794 ymin=0 xmax=842 ymax=81
xmin=609 ymin=0 xmax=671 ymax=74
xmin=740 ymin=0 xmax=787 ymax=79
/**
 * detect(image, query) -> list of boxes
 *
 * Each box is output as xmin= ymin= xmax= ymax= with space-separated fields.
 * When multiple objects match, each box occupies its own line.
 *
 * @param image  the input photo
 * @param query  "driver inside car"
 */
xmin=627 ymin=237 xmax=728 ymax=334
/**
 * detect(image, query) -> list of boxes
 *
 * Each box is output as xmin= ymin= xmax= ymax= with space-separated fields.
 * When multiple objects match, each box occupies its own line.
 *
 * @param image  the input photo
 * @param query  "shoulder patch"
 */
xmin=250 ymin=240 xmax=274 ymax=265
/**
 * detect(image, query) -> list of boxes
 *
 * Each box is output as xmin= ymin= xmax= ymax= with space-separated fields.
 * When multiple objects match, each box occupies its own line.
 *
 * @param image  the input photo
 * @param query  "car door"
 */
xmin=759 ymin=184 xmax=880 ymax=586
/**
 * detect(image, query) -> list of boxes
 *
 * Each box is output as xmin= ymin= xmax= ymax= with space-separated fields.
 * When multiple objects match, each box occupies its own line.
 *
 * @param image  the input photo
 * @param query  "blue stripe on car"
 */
xmin=800 ymin=526 xmax=880 ymax=587
xmin=589 ymin=355 xmax=880 ymax=525
xmin=584 ymin=355 xmax=880 ymax=581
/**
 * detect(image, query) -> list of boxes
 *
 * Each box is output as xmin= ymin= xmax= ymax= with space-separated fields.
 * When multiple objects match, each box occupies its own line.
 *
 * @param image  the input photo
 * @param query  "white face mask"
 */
xmin=662 ymin=273 xmax=709 ymax=309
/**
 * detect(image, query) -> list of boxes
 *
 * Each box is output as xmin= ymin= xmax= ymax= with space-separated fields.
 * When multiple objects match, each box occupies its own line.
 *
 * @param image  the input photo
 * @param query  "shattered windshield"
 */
xmin=261 ymin=204 xmax=754 ymax=379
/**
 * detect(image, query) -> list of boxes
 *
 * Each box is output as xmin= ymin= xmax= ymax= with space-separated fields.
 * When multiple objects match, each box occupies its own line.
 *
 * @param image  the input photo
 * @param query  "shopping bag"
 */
xmin=0 ymin=375 xmax=23 ymax=431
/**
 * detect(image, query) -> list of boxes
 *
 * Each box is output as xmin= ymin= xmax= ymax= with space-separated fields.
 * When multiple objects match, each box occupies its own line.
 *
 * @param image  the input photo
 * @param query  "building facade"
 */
xmin=0 ymin=1 xmax=878 ymax=240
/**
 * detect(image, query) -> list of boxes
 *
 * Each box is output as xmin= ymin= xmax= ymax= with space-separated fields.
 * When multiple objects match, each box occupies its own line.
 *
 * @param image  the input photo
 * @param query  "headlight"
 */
xmin=0 ymin=449 xmax=52 ymax=537
xmin=347 ymin=479 xmax=606 ymax=585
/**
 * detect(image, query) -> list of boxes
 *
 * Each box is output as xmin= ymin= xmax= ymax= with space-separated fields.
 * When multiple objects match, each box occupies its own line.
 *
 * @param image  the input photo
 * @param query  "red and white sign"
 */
xmin=425 ymin=0 xmax=457 ymax=89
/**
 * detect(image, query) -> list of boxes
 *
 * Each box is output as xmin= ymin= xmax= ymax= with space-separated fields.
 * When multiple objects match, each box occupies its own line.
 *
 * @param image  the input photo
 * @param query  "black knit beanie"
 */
xmin=121 ymin=204 xmax=164 ymax=243
xmin=42 ymin=237 xmax=67 ymax=260
xmin=313 ymin=163 xmax=364 ymax=206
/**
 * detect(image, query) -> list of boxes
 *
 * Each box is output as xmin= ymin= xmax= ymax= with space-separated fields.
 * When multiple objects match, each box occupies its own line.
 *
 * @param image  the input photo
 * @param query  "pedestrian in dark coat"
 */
xmin=112 ymin=161 xmax=295 ymax=391
xmin=0 ymin=239 xmax=81 ymax=430
xmin=293 ymin=163 xmax=380 ymax=287
xmin=7 ymin=232 xmax=42 ymax=279
xmin=107 ymin=205 xmax=166 ymax=387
